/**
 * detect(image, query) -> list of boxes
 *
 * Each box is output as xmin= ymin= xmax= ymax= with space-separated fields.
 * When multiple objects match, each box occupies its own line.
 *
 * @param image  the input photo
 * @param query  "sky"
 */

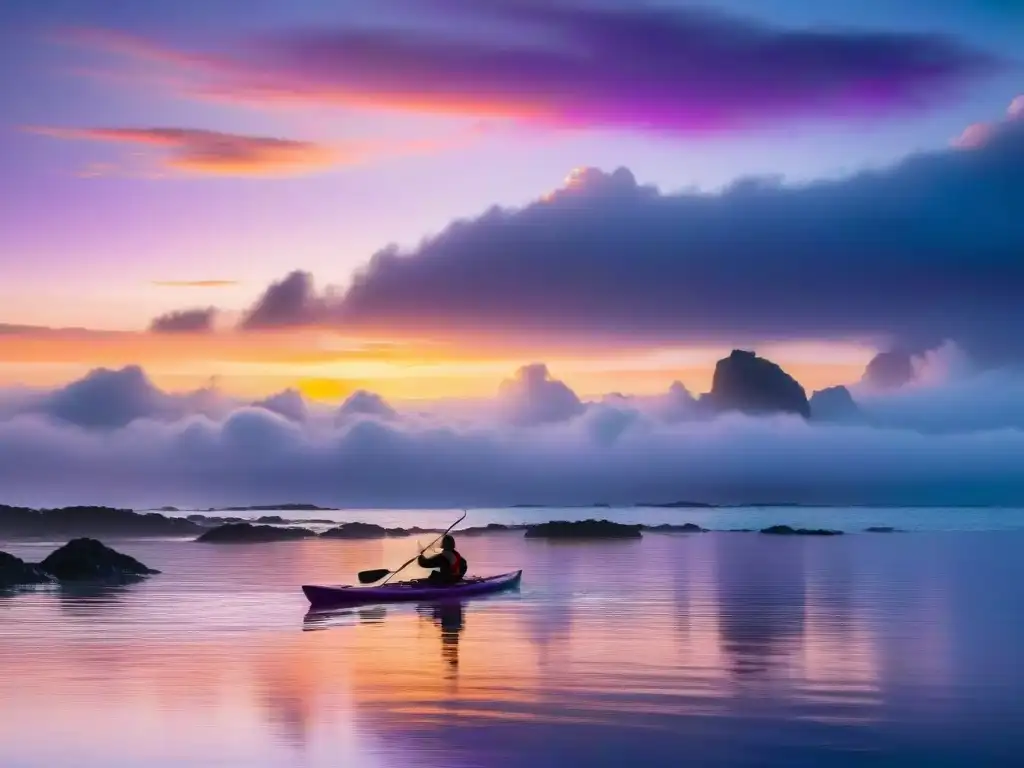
xmin=0 ymin=0 xmax=1023 ymax=506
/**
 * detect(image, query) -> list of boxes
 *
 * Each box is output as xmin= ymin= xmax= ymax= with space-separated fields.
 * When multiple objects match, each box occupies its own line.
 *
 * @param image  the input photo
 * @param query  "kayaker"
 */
xmin=418 ymin=534 xmax=468 ymax=584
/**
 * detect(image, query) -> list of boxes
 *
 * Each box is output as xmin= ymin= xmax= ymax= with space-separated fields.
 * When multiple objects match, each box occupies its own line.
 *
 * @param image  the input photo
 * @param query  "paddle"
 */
xmin=357 ymin=510 xmax=467 ymax=585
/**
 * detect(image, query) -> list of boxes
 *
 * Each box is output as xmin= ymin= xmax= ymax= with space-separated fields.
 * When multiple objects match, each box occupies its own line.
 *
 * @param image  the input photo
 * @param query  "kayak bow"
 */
xmin=302 ymin=569 xmax=522 ymax=608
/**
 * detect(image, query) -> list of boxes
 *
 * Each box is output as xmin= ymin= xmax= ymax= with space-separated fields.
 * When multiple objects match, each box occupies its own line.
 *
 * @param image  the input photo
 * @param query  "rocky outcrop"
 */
xmin=644 ymin=523 xmax=707 ymax=533
xmin=708 ymin=350 xmax=810 ymax=418
xmin=0 ymin=551 xmax=56 ymax=589
xmin=38 ymin=538 xmax=160 ymax=580
xmin=320 ymin=522 xmax=412 ymax=539
xmin=196 ymin=523 xmax=317 ymax=543
xmin=760 ymin=525 xmax=843 ymax=536
xmin=210 ymin=504 xmax=334 ymax=512
xmin=0 ymin=505 xmax=201 ymax=538
xmin=458 ymin=523 xmax=524 ymax=535
xmin=862 ymin=350 xmax=914 ymax=389
xmin=255 ymin=515 xmax=286 ymax=524
xmin=186 ymin=514 xmax=245 ymax=526
xmin=865 ymin=526 xmax=901 ymax=533
xmin=524 ymin=520 xmax=643 ymax=539
xmin=809 ymin=385 xmax=863 ymax=422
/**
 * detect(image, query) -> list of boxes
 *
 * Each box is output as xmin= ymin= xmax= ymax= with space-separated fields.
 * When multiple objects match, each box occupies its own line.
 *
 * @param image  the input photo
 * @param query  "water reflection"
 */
xmin=715 ymin=534 xmax=807 ymax=678
xmin=417 ymin=601 xmax=465 ymax=672
xmin=303 ymin=604 xmax=389 ymax=630
xmin=0 ymin=533 xmax=1022 ymax=766
xmin=56 ymin=578 xmax=145 ymax=614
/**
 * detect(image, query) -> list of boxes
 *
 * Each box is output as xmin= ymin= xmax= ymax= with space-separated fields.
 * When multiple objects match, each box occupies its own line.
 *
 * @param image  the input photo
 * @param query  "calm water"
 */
xmin=162 ymin=505 xmax=1024 ymax=532
xmin=2 ymin=517 xmax=1024 ymax=766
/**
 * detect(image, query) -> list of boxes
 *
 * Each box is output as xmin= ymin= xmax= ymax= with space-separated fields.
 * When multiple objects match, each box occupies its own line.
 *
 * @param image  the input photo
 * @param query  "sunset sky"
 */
xmin=1 ymin=0 xmax=1022 ymax=402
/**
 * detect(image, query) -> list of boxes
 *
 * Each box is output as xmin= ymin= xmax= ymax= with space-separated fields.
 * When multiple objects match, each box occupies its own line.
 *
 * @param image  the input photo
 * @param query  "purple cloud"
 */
xmin=149 ymin=307 xmax=216 ymax=333
xmin=73 ymin=1 xmax=1000 ymax=133
xmin=240 ymin=271 xmax=323 ymax=330
xmin=221 ymin=97 xmax=1024 ymax=366
xmin=252 ymin=388 xmax=308 ymax=423
xmin=497 ymin=363 xmax=585 ymax=426
xmin=337 ymin=390 xmax=397 ymax=422
xmin=5 ymin=349 xmax=1024 ymax=508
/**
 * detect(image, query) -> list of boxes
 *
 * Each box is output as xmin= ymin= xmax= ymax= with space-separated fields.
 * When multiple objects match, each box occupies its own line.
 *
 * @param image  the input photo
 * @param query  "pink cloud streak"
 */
xmin=56 ymin=2 xmax=1001 ymax=135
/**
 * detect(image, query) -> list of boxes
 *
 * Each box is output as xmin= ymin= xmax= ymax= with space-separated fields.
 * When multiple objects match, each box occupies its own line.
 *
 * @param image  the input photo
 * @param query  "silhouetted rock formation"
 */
xmin=186 ymin=514 xmax=245 ymax=525
xmin=39 ymin=538 xmax=160 ymax=580
xmin=645 ymin=523 xmax=707 ymax=533
xmin=458 ymin=523 xmax=523 ymax=535
xmin=524 ymin=520 xmax=642 ymax=539
xmin=865 ymin=526 xmax=901 ymax=533
xmin=760 ymin=525 xmax=843 ymax=536
xmin=0 ymin=505 xmax=201 ymax=538
xmin=709 ymin=350 xmax=810 ymax=418
xmin=320 ymin=522 xmax=413 ymax=539
xmin=196 ymin=523 xmax=317 ymax=543
xmin=809 ymin=385 xmax=864 ymax=422
xmin=211 ymin=503 xmax=334 ymax=512
xmin=862 ymin=350 xmax=914 ymax=389
xmin=0 ymin=551 xmax=56 ymax=589
xmin=252 ymin=515 xmax=335 ymax=525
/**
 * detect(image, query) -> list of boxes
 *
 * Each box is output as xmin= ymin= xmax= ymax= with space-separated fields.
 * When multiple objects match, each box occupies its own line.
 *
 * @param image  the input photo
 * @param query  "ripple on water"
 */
xmin=1 ymin=531 xmax=1024 ymax=766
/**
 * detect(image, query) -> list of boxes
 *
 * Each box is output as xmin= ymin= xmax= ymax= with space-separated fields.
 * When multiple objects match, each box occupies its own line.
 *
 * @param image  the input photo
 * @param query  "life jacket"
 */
xmin=440 ymin=549 xmax=464 ymax=577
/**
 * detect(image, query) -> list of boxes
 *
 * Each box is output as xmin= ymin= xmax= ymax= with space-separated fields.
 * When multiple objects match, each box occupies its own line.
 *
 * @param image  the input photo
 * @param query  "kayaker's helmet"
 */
xmin=441 ymin=535 xmax=456 ymax=550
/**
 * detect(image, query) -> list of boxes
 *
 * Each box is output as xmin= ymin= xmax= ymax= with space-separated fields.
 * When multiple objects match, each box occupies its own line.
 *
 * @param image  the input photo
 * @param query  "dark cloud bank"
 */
xmin=3 ymin=342 xmax=1024 ymax=508
xmin=192 ymin=95 xmax=1024 ymax=367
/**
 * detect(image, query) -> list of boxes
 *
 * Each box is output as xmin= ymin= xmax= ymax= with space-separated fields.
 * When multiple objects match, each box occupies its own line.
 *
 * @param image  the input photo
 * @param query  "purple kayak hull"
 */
xmin=302 ymin=569 xmax=523 ymax=608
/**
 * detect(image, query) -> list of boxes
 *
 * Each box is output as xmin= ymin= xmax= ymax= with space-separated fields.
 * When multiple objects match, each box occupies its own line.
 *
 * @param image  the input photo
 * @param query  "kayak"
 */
xmin=302 ymin=569 xmax=523 ymax=608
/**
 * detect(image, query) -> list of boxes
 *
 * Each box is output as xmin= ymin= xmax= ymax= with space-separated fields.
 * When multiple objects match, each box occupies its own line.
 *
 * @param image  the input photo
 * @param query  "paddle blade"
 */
xmin=357 ymin=568 xmax=391 ymax=584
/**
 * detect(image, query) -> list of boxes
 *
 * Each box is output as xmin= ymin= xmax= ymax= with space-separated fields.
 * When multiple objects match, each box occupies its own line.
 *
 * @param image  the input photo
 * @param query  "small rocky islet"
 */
xmin=1 ymin=503 xmax=876 ymax=544
xmin=1 ymin=537 xmax=158 ymax=590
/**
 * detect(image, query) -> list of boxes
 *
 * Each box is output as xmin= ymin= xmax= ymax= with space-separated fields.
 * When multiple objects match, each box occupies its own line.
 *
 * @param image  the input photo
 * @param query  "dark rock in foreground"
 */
xmin=196 ymin=523 xmax=317 ymax=543
xmin=865 ymin=526 xmax=902 ymax=533
xmin=760 ymin=525 xmax=843 ymax=536
xmin=0 ymin=551 xmax=56 ymax=589
xmin=0 ymin=505 xmax=201 ymax=538
xmin=39 ymin=538 xmax=160 ymax=581
xmin=709 ymin=350 xmax=810 ymax=418
xmin=525 ymin=520 xmax=643 ymax=539
xmin=320 ymin=522 xmax=412 ymax=539
xmin=644 ymin=523 xmax=707 ymax=533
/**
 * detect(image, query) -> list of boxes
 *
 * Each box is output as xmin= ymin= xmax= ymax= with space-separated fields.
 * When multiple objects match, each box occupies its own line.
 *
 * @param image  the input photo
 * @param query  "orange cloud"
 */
xmin=29 ymin=126 xmax=343 ymax=177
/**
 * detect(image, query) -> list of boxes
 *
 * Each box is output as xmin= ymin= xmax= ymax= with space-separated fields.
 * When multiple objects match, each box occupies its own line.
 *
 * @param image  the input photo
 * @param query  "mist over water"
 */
xmin=2 ymin=509 xmax=1023 ymax=767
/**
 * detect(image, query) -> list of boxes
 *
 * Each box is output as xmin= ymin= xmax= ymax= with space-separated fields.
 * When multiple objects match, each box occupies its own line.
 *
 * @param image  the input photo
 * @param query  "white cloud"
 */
xmin=2 ymin=349 xmax=1024 ymax=508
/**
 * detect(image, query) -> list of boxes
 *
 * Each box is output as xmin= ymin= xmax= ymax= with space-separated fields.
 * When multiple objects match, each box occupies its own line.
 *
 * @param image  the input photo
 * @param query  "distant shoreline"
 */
xmin=5 ymin=503 xmax=1024 ymax=541
xmin=146 ymin=501 xmax=1020 ymax=512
